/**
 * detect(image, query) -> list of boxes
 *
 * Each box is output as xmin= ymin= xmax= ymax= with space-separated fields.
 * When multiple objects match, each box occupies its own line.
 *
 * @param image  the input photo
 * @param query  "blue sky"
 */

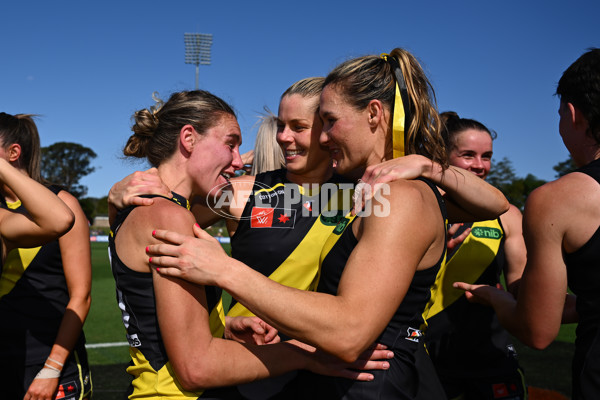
xmin=1 ymin=0 xmax=598 ymax=198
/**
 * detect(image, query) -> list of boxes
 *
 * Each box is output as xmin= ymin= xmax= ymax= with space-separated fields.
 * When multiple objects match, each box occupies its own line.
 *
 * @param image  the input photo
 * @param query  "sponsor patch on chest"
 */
xmin=250 ymin=207 xmax=296 ymax=229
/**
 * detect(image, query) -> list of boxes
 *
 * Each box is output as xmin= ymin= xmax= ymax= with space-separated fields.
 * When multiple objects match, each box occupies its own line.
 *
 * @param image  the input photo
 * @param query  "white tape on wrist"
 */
xmin=35 ymin=366 xmax=61 ymax=379
xmin=47 ymin=357 xmax=64 ymax=367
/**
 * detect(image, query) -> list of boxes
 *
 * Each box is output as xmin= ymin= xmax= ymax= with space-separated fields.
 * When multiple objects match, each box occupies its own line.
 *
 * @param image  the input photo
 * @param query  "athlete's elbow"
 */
xmin=47 ymin=210 xmax=75 ymax=239
xmin=175 ymin=364 xmax=216 ymax=392
xmin=323 ymin=332 xmax=371 ymax=363
xmin=527 ymin=333 xmax=555 ymax=350
xmin=518 ymin=326 xmax=557 ymax=350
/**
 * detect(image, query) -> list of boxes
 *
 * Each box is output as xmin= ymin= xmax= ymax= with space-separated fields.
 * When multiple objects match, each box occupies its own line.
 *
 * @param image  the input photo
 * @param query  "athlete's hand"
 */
xmin=446 ymin=223 xmax=471 ymax=254
xmin=24 ymin=377 xmax=59 ymax=400
xmin=353 ymin=155 xmax=428 ymax=215
xmin=148 ymin=223 xmax=228 ymax=287
xmin=109 ymin=168 xmax=172 ymax=209
xmin=240 ymin=150 xmax=254 ymax=174
xmin=453 ymin=282 xmax=509 ymax=306
xmin=303 ymin=342 xmax=393 ymax=381
xmin=225 ymin=316 xmax=280 ymax=345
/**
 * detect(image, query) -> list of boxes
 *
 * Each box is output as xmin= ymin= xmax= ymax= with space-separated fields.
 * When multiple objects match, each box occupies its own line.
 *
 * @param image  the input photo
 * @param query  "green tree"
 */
xmin=553 ymin=155 xmax=577 ymax=178
xmin=95 ymin=195 xmax=109 ymax=215
xmin=487 ymin=157 xmax=518 ymax=191
xmin=41 ymin=142 xmax=97 ymax=198
xmin=77 ymin=195 xmax=108 ymax=224
xmin=78 ymin=197 xmax=97 ymax=224
xmin=486 ymin=157 xmax=546 ymax=210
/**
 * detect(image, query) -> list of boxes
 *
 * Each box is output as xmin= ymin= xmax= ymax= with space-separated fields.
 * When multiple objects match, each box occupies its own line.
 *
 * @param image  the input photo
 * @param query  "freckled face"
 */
xmin=189 ymin=114 xmax=243 ymax=196
xmin=276 ymin=94 xmax=331 ymax=176
xmin=448 ymin=129 xmax=493 ymax=179
xmin=318 ymin=85 xmax=373 ymax=176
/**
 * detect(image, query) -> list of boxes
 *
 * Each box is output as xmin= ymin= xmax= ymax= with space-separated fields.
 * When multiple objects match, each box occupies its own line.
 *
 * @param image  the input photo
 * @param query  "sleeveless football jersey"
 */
xmin=565 ymin=158 xmax=600 ymax=400
xmin=110 ymin=192 xmax=226 ymax=399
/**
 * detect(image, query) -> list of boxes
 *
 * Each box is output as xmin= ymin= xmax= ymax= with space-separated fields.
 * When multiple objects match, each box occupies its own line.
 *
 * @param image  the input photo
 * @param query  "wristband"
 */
xmin=47 ymin=357 xmax=64 ymax=367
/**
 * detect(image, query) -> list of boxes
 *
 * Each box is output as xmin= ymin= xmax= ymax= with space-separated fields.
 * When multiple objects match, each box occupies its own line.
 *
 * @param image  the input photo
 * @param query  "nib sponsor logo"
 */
xmin=471 ymin=227 xmax=502 ymax=240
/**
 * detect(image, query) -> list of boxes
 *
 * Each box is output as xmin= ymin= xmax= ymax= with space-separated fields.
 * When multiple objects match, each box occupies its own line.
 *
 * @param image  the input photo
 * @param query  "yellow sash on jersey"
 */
xmin=0 ymin=199 xmax=42 ymax=299
xmin=0 ymin=247 xmax=42 ymax=299
xmin=127 ymin=299 xmax=225 ymax=399
xmin=313 ymin=211 xmax=357 ymax=288
xmin=424 ymin=219 xmax=504 ymax=320
xmin=228 ymin=186 xmax=353 ymax=317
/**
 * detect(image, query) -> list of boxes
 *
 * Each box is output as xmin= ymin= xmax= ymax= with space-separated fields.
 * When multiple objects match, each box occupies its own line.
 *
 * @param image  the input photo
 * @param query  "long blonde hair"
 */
xmin=251 ymin=110 xmax=284 ymax=175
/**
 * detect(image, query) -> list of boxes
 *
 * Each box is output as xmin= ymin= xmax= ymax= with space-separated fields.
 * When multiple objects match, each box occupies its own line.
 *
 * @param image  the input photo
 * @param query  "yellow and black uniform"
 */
xmin=230 ymin=168 xmax=351 ymax=399
xmin=565 ymin=158 xmax=600 ymax=400
xmin=0 ymin=186 xmax=92 ymax=400
xmin=286 ymin=178 xmax=447 ymax=400
xmin=424 ymin=220 xmax=526 ymax=400
xmin=109 ymin=192 xmax=227 ymax=399
xmin=229 ymin=169 xmax=351 ymax=317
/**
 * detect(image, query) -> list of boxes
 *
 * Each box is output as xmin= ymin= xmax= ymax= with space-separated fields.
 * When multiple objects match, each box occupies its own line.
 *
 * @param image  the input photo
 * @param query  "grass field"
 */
xmin=85 ymin=242 xmax=575 ymax=399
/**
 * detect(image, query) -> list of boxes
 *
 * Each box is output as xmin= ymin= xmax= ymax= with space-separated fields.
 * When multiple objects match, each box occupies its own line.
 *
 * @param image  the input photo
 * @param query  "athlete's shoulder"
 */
xmin=135 ymin=196 xmax=195 ymax=230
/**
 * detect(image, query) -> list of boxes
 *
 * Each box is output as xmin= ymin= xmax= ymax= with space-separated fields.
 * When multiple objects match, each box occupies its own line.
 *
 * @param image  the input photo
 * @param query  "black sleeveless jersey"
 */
xmin=109 ymin=192 xmax=225 ymax=398
xmin=292 ymin=178 xmax=447 ymax=399
xmin=565 ymin=158 xmax=600 ymax=400
xmin=0 ymin=185 xmax=87 ymax=365
xmin=229 ymin=168 xmax=352 ymax=317
xmin=425 ymin=218 xmax=520 ymax=378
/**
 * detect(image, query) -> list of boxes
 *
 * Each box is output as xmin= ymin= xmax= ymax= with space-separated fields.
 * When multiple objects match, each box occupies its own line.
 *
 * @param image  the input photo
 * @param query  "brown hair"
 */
xmin=124 ymin=90 xmax=236 ymax=167
xmin=440 ymin=111 xmax=497 ymax=151
xmin=0 ymin=112 xmax=43 ymax=182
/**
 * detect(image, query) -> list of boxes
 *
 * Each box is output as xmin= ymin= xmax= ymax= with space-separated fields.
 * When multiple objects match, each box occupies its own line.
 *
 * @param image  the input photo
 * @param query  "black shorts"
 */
xmin=439 ymin=369 xmax=527 ymax=400
xmin=0 ymin=348 xmax=93 ymax=400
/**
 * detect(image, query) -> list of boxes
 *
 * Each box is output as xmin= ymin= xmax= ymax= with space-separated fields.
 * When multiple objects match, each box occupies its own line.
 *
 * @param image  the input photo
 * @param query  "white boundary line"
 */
xmin=86 ymin=342 xmax=129 ymax=349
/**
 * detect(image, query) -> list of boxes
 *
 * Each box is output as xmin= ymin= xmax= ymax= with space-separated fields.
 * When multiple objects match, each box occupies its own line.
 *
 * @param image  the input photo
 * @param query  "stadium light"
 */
xmin=184 ymin=33 xmax=213 ymax=89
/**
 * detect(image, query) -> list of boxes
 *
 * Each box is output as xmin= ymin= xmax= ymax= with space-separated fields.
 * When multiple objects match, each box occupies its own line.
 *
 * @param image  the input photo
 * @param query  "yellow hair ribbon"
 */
xmin=381 ymin=53 xmax=407 ymax=158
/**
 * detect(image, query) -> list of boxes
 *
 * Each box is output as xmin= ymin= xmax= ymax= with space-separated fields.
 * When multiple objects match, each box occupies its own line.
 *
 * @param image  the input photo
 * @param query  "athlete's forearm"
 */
xmin=425 ymin=162 xmax=509 ymax=221
xmin=217 ymin=258 xmax=363 ymax=361
xmin=0 ymin=159 xmax=73 ymax=241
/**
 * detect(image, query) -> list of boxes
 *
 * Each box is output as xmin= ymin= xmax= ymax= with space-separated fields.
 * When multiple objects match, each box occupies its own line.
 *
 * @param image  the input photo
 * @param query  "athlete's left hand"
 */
xmin=353 ymin=154 xmax=429 ymax=215
xmin=148 ymin=223 xmax=229 ymax=287
xmin=240 ymin=150 xmax=254 ymax=174
xmin=225 ymin=316 xmax=280 ymax=345
xmin=24 ymin=377 xmax=59 ymax=400
xmin=303 ymin=342 xmax=393 ymax=381
xmin=453 ymin=282 xmax=509 ymax=306
xmin=446 ymin=223 xmax=471 ymax=253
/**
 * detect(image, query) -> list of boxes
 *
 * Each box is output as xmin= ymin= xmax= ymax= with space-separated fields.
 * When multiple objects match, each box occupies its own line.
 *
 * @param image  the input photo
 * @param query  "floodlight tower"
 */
xmin=184 ymin=33 xmax=213 ymax=89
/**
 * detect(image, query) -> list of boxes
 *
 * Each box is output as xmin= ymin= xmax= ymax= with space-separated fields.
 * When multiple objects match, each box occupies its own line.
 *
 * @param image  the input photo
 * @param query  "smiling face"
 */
xmin=188 ymin=113 xmax=243 ymax=197
xmin=276 ymin=93 xmax=331 ymax=180
xmin=318 ymin=85 xmax=376 ymax=178
xmin=448 ymin=128 xmax=493 ymax=179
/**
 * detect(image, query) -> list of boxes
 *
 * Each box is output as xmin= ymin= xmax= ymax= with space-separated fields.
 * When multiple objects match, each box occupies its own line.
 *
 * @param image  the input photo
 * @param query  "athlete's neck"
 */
xmin=285 ymin=165 xmax=333 ymax=185
xmin=157 ymin=162 xmax=192 ymax=200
